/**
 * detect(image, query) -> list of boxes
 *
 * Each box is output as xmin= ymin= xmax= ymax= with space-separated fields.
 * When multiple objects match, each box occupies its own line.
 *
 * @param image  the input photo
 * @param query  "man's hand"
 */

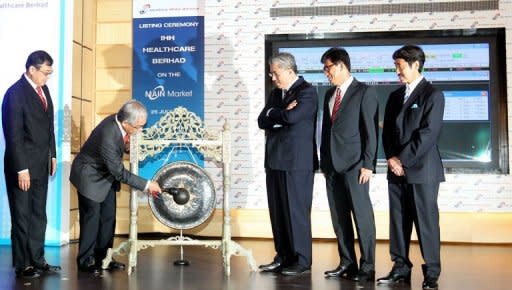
xmin=51 ymin=158 xmax=57 ymax=176
xmin=18 ymin=171 xmax=31 ymax=191
xmin=358 ymin=167 xmax=373 ymax=184
xmin=387 ymin=156 xmax=405 ymax=176
xmin=147 ymin=181 xmax=162 ymax=199
xmin=286 ymin=100 xmax=298 ymax=110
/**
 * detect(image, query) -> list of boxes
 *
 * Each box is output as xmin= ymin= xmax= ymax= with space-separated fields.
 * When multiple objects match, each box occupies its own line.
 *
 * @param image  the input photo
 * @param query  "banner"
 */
xmin=0 ymin=0 xmax=73 ymax=245
xmin=133 ymin=0 xmax=205 ymax=179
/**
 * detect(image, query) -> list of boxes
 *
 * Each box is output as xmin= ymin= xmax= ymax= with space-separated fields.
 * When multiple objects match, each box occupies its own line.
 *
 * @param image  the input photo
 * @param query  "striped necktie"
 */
xmin=331 ymin=87 xmax=342 ymax=122
xmin=403 ymin=85 xmax=411 ymax=104
xmin=36 ymin=86 xmax=47 ymax=111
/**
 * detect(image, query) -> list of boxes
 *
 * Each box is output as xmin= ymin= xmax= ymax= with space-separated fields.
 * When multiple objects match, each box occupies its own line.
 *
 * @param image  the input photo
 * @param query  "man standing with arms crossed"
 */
xmin=257 ymin=52 xmax=318 ymax=276
xmin=378 ymin=45 xmax=445 ymax=290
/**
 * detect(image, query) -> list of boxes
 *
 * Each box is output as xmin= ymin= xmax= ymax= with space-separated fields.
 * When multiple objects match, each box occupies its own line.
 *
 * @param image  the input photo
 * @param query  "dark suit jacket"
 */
xmin=257 ymin=76 xmax=318 ymax=171
xmin=2 ymin=75 xmax=56 ymax=179
xmin=320 ymin=78 xmax=378 ymax=173
xmin=70 ymin=114 xmax=147 ymax=202
xmin=382 ymin=78 xmax=445 ymax=184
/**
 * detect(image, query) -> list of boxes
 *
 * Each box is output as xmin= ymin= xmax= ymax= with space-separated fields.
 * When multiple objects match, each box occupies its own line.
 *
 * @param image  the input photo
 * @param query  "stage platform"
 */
xmin=1 ymin=237 xmax=511 ymax=290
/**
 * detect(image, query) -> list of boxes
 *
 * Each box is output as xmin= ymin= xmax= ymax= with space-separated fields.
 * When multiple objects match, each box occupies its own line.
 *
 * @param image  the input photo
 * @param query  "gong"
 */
xmin=149 ymin=161 xmax=216 ymax=230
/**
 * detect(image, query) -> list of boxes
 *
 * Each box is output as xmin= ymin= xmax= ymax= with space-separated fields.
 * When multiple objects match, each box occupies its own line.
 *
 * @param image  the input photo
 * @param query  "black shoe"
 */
xmin=108 ymin=259 xmax=125 ymax=270
xmin=377 ymin=271 xmax=411 ymax=284
xmin=422 ymin=277 xmax=438 ymax=289
xmin=78 ymin=263 xmax=100 ymax=274
xmin=324 ymin=264 xmax=357 ymax=278
xmin=351 ymin=269 xmax=375 ymax=282
xmin=15 ymin=266 xmax=40 ymax=279
xmin=35 ymin=262 xmax=61 ymax=273
xmin=78 ymin=257 xmax=101 ymax=274
xmin=259 ymin=261 xmax=282 ymax=272
xmin=281 ymin=264 xmax=310 ymax=276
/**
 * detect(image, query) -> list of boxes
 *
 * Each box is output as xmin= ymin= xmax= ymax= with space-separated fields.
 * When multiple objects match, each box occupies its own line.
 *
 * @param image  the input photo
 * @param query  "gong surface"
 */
xmin=149 ymin=161 xmax=216 ymax=229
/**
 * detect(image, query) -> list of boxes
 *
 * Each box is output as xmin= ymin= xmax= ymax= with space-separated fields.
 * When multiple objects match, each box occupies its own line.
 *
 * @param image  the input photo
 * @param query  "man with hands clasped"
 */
xmin=378 ymin=45 xmax=445 ymax=290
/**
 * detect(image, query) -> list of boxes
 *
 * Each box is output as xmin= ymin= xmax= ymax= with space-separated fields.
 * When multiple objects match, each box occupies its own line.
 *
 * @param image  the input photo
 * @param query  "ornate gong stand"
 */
xmin=102 ymin=107 xmax=257 ymax=276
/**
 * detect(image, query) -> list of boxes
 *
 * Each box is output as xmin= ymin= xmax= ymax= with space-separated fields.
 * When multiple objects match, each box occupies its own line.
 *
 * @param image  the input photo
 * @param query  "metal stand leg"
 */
xmin=219 ymin=123 xmax=257 ymax=276
xmin=174 ymin=229 xmax=190 ymax=266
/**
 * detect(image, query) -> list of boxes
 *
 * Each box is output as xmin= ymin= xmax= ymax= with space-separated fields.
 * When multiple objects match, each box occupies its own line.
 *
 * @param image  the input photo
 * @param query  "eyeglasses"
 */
xmin=38 ymin=69 xmax=53 ymax=76
xmin=268 ymin=67 xmax=292 ymax=78
xmin=268 ymin=71 xmax=281 ymax=78
xmin=323 ymin=63 xmax=336 ymax=72
xmin=129 ymin=123 xmax=145 ymax=130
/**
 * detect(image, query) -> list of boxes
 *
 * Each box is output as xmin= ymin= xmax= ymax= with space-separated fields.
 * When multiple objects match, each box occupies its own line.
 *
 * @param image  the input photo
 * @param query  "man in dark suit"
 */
xmin=319 ymin=48 xmax=378 ymax=282
xmin=2 ymin=50 xmax=61 ymax=279
xmin=257 ymin=52 xmax=318 ymax=276
xmin=70 ymin=100 xmax=162 ymax=273
xmin=377 ymin=45 xmax=445 ymax=290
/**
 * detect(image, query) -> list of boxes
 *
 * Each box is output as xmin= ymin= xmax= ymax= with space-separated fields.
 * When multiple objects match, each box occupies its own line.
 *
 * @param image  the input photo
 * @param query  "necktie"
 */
xmin=36 ymin=86 xmax=47 ymax=111
xmin=123 ymin=134 xmax=130 ymax=152
xmin=331 ymin=87 xmax=342 ymax=122
xmin=403 ymin=85 xmax=411 ymax=104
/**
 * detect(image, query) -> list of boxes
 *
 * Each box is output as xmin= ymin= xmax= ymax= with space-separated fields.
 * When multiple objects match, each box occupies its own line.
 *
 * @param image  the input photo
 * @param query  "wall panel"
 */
xmin=73 ymin=0 xmax=83 ymax=43
xmin=71 ymin=97 xmax=81 ymax=153
xmin=71 ymin=0 xmax=97 ymax=240
xmin=96 ymin=44 xmax=132 ymax=68
xmin=96 ymin=68 xmax=131 ymax=91
xmin=97 ymin=22 xmax=131 ymax=45
xmin=97 ymin=1 xmax=131 ymax=22
xmin=72 ymin=43 xmax=82 ymax=98
xmin=82 ymin=0 xmax=96 ymax=48
xmin=81 ymin=48 xmax=94 ymax=101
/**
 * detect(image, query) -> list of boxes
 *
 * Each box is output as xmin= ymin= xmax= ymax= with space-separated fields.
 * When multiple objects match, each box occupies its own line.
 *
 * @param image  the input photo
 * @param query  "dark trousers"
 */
xmin=266 ymin=169 xmax=313 ymax=268
xmin=5 ymin=173 xmax=48 ymax=269
xmin=77 ymin=187 xmax=116 ymax=266
xmin=324 ymin=169 xmax=376 ymax=271
xmin=388 ymin=182 xmax=441 ymax=278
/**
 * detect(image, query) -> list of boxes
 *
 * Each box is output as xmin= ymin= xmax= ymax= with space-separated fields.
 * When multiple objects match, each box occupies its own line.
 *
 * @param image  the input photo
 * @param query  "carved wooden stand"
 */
xmin=103 ymin=108 xmax=257 ymax=276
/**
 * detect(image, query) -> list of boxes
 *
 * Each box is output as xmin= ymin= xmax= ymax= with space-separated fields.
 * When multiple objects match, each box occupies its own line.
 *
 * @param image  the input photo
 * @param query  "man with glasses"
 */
xmin=257 ymin=52 xmax=318 ymax=275
xmin=319 ymin=47 xmax=378 ymax=282
xmin=70 ymin=100 xmax=162 ymax=274
xmin=2 ymin=50 xmax=60 ymax=279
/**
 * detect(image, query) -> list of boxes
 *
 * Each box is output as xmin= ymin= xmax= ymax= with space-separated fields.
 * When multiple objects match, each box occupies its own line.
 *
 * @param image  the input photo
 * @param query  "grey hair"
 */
xmin=268 ymin=52 xmax=298 ymax=74
xmin=117 ymin=100 xmax=147 ymax=125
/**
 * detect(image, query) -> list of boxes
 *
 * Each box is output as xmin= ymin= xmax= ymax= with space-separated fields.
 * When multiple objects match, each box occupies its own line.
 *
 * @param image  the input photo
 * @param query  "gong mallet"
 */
xmin=162 ymin=187 xmax=190 ymax=205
